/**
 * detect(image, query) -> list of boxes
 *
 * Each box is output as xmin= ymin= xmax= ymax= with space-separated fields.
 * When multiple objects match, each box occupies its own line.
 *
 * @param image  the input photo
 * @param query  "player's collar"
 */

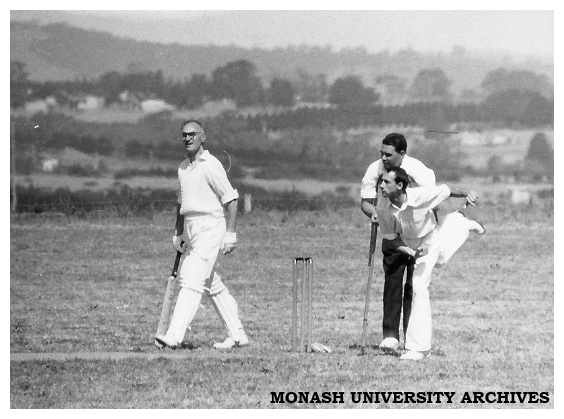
xmin=197 ymin=149 xmax=211 ymax=160
xmin=390 ymin=192 xmax=410 ymax=210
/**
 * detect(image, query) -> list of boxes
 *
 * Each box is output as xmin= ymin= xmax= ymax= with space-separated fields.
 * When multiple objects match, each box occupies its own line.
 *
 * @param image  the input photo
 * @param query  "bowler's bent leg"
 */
xmin=437 ymin=212 xmax=483 ymax=266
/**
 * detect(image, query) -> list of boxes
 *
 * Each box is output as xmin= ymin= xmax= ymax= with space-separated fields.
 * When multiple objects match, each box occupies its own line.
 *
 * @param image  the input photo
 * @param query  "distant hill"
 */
xmin=10 ymin=20 xmax=553 ymax=93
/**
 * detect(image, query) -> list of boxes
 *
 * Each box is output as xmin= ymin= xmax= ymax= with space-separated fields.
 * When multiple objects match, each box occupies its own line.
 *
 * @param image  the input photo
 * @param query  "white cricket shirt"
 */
xmin=177 ymin=150 xmax=239 ymax=219
xmin=383 ymin=184 xmax=451 ymax=249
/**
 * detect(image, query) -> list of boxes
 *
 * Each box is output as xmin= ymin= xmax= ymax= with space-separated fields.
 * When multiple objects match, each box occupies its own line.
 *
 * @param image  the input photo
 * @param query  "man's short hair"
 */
xmin=182 ymin=119 xmax=205 ymax=132
xmin=382 ymin=133 xmax=407 ymax=153
xmin=386 ymin=165 xmax=409 ymax=190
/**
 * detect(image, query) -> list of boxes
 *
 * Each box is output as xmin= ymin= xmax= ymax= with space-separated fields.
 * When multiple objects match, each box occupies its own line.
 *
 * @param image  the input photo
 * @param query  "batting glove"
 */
xmin=221 ymin=232 xmax=237 ymax=255
xmin=172 ymin=235 xmax=187 ymax=253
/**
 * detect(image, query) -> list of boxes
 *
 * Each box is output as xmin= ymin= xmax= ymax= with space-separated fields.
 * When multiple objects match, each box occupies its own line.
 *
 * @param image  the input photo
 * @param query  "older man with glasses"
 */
xmin=155 ymin=119 xmax=249 ymax=350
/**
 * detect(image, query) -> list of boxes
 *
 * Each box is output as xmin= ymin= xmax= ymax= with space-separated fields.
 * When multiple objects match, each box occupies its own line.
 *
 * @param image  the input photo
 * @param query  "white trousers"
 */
xmin=165 ymin=216 xmax=243 ymax=343
xmin=405 ymin=212 xmax=475 ymax=351
xmin=404 ymin=234 xmax=440 ymax=352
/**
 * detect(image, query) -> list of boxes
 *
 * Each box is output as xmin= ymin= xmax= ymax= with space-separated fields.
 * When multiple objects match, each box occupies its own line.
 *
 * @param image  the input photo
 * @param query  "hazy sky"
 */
xmin=16 ymin=7 xmax=555 ymax=59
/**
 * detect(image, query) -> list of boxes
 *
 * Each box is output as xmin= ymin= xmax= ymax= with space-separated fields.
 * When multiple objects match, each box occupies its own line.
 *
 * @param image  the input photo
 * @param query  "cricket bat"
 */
xmin=155 ymin=251 xmax=182 ymax=347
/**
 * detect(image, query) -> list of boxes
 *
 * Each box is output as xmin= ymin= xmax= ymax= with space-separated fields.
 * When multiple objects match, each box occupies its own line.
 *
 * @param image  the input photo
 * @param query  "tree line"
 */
xmin=11 ymin=59 xmax=377 ymax=109
xmin=246 ymin=98 xmax=552 ymax=131
xmin=11 ymin=59 xmax=553 ymax=125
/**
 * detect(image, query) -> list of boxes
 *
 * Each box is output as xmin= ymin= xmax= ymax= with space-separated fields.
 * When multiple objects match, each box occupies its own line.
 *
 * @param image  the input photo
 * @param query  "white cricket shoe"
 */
xmin=213 ymin=330 xmax=250 ymax=349
xmin=467 ymin=218 xmax=486 ymax=235
xmin=379 ymin=337 xmax=399 ymax=351
xmin=400 ymin=350 xmax=430 ymax=361
xmin=155 ymin=334 xmax=181 ymax=349
xmin=457 ymin=212 xmax=486 ymax=234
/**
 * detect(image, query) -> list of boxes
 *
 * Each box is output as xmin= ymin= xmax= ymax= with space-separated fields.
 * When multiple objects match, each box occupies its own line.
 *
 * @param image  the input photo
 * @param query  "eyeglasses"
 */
xmin=181 ymin=131 xmax=204 ymax=139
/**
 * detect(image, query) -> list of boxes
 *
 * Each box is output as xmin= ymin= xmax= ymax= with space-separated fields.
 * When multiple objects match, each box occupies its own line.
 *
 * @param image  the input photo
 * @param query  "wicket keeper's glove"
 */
xmin=221 ymin=232 xmax=237 ymax=255
xmin=172 ymin=235 xmax=187 ymax=253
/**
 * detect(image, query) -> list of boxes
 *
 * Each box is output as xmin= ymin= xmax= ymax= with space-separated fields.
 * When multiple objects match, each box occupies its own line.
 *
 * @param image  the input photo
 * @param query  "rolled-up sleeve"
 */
xmin=208 ymin=160 xmax=239 ymax=204
xmin=427 ymin=184 xmax=450 ymax=210
xmin=220 ymin=188 xmax=239 ymax=205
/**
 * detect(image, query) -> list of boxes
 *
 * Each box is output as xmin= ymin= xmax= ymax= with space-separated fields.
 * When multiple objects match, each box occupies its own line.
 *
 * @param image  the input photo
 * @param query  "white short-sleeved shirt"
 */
xmin=177 ymin=150 xmax=239 ymax=219
xmin=382 ymin=184 xmax=451 ymax=249
xmin=361 ymin=155 xmax=436 ymax=239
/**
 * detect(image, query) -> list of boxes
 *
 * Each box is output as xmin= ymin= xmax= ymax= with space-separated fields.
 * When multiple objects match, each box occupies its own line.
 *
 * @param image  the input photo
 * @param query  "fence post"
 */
xmin=11 ymin=121 xmax=17 ymax=214
xmin=243 ymin=193 xmax=252 ymax=213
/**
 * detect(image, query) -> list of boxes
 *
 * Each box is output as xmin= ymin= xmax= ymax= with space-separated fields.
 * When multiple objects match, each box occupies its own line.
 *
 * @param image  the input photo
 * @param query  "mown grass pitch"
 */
xmin=10 ymin=204 xmax=553 ymax=408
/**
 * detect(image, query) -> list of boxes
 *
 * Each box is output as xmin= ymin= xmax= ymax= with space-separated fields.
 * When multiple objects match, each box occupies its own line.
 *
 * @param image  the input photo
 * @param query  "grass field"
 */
xmin=10 ymin=202 xmax=553 ymax=408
